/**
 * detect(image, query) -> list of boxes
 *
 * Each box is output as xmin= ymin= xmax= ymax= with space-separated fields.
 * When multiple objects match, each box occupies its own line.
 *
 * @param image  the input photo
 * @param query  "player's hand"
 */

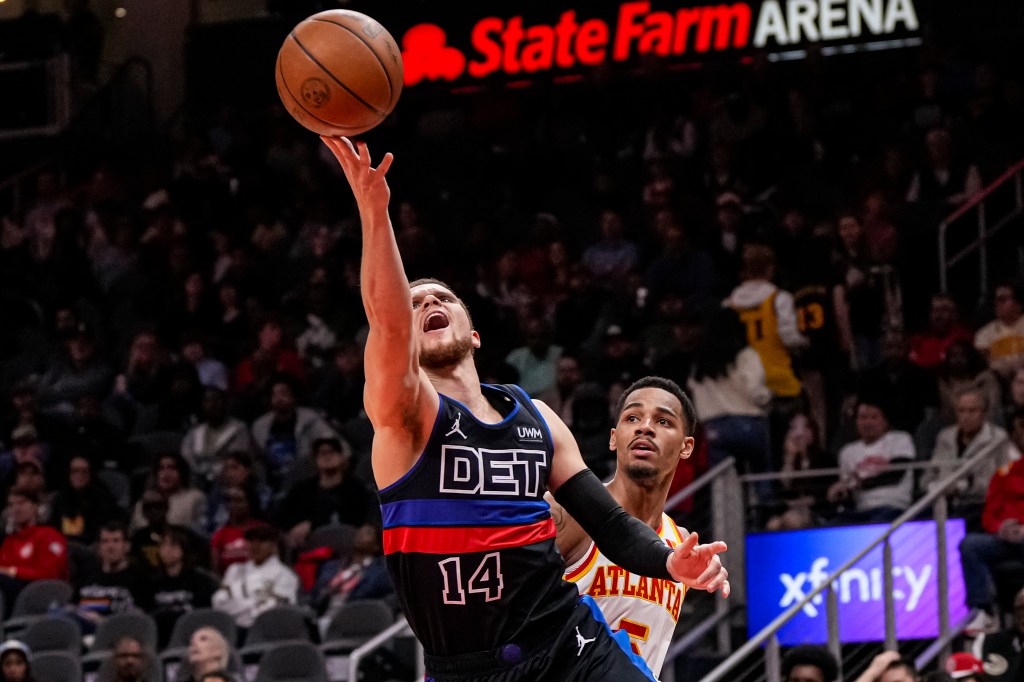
xmin=320 ymin=136 xmax=394 ymax=216
xmin=666 ymin=532 xmax=730 ymax=597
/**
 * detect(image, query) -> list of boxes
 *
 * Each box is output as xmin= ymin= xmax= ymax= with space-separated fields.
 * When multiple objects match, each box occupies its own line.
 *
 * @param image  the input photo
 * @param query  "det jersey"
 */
xmin=379 ymin=384 xmax=580 ymax=656
xmin=564 ymin=513 xmax=687 ymax=677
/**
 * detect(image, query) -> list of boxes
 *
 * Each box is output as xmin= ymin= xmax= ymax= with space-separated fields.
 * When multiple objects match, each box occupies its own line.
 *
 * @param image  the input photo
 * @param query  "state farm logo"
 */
xmin=400 ymin=0 xmax=918 ymax=86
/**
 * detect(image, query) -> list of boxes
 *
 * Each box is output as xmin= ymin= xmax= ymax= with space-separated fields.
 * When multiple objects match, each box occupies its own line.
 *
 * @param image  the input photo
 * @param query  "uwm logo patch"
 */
xmin=517 ymin=426 xmax=544 ymax=442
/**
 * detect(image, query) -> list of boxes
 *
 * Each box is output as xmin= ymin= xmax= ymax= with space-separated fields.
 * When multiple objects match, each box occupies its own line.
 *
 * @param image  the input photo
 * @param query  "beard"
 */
xmin=420 ymin=336 xmax=474 ymax=369
xmin=624 ymin=461 xmax=659 ymax=483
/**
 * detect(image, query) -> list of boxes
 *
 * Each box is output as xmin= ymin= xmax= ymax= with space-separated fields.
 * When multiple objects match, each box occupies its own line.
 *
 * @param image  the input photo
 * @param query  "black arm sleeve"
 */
xmin=554 ymin=469 xmax=673 ymax=581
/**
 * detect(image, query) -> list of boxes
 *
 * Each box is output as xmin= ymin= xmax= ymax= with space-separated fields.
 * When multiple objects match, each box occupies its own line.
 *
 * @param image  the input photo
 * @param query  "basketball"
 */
xmin=275 ymin=10 xmax=403 ymax=137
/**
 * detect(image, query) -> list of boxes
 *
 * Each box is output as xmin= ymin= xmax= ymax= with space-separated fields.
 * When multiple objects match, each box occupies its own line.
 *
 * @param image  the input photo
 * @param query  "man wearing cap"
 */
xmin=212 ymin=523 xmax=298 ymax=629
xmin=276 ymin=436 xmax=376 ymax=550
xmin=0 ymin=486 xmax=68 ymax=615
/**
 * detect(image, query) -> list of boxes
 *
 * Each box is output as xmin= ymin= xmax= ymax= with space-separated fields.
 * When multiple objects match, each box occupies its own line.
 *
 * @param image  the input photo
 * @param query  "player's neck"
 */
xmin=426 ymin=359 xmax=498 ymax=420
xmin=607 ymin=475 xmax=671 ymax=530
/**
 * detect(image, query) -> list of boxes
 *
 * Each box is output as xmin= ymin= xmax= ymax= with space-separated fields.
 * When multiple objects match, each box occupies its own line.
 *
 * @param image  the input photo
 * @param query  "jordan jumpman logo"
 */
xmin=446 ymin=412 xmax=466 ymax=439
xmin=575 ymin=626 xmax=596 ymax=656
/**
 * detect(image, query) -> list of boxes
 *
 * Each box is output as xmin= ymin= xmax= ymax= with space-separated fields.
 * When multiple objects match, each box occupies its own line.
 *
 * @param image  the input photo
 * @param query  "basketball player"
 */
xmin=552 ymin=376 xmax=730 ymax=678
xmin=321 ymin=136 xmax=727 ymax=682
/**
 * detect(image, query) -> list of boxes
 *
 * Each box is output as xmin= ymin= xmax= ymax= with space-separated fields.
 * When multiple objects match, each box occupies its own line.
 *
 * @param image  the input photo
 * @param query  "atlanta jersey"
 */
xmin=564 ymin=513 xmax=687 ymax=677
xmin=379 ymin=384 xmax=580 ymax=657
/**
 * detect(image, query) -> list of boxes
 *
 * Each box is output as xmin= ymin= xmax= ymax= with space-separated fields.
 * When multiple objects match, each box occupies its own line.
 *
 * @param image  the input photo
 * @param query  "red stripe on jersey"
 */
xmin=383 ymin=518 xmax=556 ymax=555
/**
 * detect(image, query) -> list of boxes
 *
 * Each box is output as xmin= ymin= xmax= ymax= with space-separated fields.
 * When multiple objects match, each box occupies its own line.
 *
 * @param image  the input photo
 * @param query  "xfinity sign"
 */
xmin=746 ymin=520 xmax=968 ymax=645
xmin=398 ymin=0 xmax=920 ymax=87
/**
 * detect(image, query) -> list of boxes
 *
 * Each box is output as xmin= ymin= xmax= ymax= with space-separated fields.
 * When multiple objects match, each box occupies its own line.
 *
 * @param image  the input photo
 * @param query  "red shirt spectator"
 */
xmin=233 ymin=318 xmax=305 ymax=391
xmin=910 ymin=294 xmax=973 ymax=370
xmin=981 ymin=458 xmax=1024 ymax=535
xmin=209 ymin=487 xmax=262 ymax=575
xmin=0 ymin=486 xmax=68 ymax=609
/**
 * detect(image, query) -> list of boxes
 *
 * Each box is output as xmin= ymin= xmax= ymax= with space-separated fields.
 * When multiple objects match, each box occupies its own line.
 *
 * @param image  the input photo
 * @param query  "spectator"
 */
xmin=1005 ymin=368 xmax=1024 ymax=426
xmin=505 ymin=318 xmax=562 ymax=399
xmin=150 ymin=528 xmax=218 ymax=646
xmin=180 ymin=333 xmax=229 ymax=392
xmin=781 ymin=644 xmax=839 ymax=682
xmin=204 ymin=451 xmax=269 ymax=535
xmin=36 ymin=322 xmax=112 ymax=411
xmin=184 ymin=628 xmax=231 ymax=682
xmin=972 ymin=585 xmax=1024 ymax=682
xmin=0 ymin=641 xmax=37 ymax=682
xmin=581 ymin=210 xmax=639 ymax=281
xmin=181 ymin=388 xmax=253 ymax=491
xmin=976 ymin=283 xmax=1024 ymax=380
xmin=0 ymin=487 xmax=68 ymax=613
xmin=547 ymin=354 xmax=584 ymax=427
xmin=115 ymin=331 xmax=172 ymax=409
xmin=4 ymin=459 xmax=51 ymax=523
xmin=828 ymin=396 xmax=916 ymax=524
xmin=0 ymin=382 xmax=58 ymax=450
xmin=858 ymin=329 xmax=940 ymax=435
xmin=687 ymin=307 xmax=772 ymax=490
xmin=645 ymin=219 xmax=718 ymax=306
xmin=100 ymin=636 xmax=154 ymax=682
xmin=310 ymin=341 xmax=365 ymax=424
xmin=853 ymin=652 xmax=916 ymax=682
xmin=924 ymin=387 xmax=1015 ymax=522
xmin=0 ymin=426 xmax=50 ymax=487
xmin=212 ymin=523 xmax=299 ymax=629
xmin=198 ymin=672 xmax=233 ymax=682
xmin=938 ymin=341 xmax=1004 ymax=426
xmin=55 ymin=392 xmax=126 ymax=471
xmin=906 ymin=128 xmax=983 ymax=207
xmin=767 ymin=413 xmax=832 ymax=531
xmin=233 ymin=316 xmax=305 ymax=393
xmin=959 ymin=410 xmax=1024 ymax=635
xmin=725 ymin=243 xmax=808 ymax=402
xmin=316 ymin=524 xmax=394 ymax=629
xmin=131 ymin=455 xmax=206 ymax=534
xmin=210 ymin=487 xmax=262 ymax=575
xmin=250 ymin=376 xmax=337 ymax=489
xmin=276 ymin=436 xmax=375 ymax=550
xmin=75 ymin=522 xmax=153 ymax=623
xmin=910 ymin=294 xmax=974 ymax=371
xmin=48 ymin=455 xmax=121 ymax=544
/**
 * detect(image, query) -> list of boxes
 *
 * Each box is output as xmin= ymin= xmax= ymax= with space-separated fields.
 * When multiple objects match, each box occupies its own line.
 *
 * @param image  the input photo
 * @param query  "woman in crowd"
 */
xmin=48 ymin=455 xmax=122 ymax=544
xmin=131 ymin=454 xmax=207 ymax=534
xmin=0 ymin=642 xmax=37 ymax=682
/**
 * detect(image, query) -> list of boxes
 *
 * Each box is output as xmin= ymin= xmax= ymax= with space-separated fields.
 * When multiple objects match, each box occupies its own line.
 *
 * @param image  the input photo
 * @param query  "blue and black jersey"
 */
xmin=379 ymin=384 xmax=579 ymax=657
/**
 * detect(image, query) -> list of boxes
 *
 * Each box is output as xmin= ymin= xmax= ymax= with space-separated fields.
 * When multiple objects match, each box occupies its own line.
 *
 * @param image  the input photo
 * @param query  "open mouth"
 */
xmin=629 ymin=439 xmax=657 ymax=455
xmin=423 ymin=312 xmax=450 ymax=332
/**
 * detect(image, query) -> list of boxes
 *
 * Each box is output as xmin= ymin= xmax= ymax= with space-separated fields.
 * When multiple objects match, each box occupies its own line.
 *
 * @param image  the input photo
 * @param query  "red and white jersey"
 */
xmin=564 ymin=513 xmax=687 ymax=678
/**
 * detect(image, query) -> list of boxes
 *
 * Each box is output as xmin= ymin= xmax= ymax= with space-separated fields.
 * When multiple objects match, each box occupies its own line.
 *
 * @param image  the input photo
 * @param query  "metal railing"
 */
xmin=700 ymin=435 xmax=1008 ymax=682
xmin=938 ymin=158 xmax=1024 ymax=297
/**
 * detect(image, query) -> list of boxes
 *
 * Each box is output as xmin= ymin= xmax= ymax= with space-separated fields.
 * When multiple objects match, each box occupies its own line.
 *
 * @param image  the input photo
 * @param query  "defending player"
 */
xmin=552 ymin=376 xmax=730 ymax=678
xmin=321 ymin=136 xmax=727 ymax=681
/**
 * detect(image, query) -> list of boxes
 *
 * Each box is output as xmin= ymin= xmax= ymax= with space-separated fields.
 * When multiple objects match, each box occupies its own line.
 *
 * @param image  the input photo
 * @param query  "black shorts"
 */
xmin=424 ymin=597 xmax=657 ymax=682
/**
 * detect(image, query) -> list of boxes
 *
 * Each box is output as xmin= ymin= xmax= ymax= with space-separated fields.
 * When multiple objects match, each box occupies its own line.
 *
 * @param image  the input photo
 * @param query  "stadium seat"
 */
xmin=22 ymin=616 xmax=82 ymax=655
xmin=3 ymin=579 xmax=73 ymax=636
xmin=167 ymin=607 xmax=239 ymax=649
xmin=253 ymin=641 xmax=328 ymax=682
xmin=240 ymin=605 xmax=314 ymax=660
xmin=304 ymin=523 xmax=358 ymax=557
xmin=82 ymin=612 xmax=158 ymax=667
xmin=320 ymin=599 xmax=394 ymax=652
xmin=31 ymin=651 xmax=82 ymax=682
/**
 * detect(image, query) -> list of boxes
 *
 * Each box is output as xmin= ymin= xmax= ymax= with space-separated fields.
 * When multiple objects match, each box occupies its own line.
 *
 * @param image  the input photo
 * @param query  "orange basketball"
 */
xmin=275 ymin=10 xmax=403 ymax=136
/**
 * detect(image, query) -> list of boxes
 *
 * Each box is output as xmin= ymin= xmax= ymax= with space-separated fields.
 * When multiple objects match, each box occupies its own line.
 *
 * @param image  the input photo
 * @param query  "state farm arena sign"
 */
xmin=396 ymin=0 xmax=920 ymax=88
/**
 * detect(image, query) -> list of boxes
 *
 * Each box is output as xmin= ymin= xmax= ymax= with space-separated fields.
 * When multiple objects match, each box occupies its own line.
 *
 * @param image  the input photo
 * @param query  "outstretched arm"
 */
xmin=320 ymin=138 xmax=438 ymax=485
